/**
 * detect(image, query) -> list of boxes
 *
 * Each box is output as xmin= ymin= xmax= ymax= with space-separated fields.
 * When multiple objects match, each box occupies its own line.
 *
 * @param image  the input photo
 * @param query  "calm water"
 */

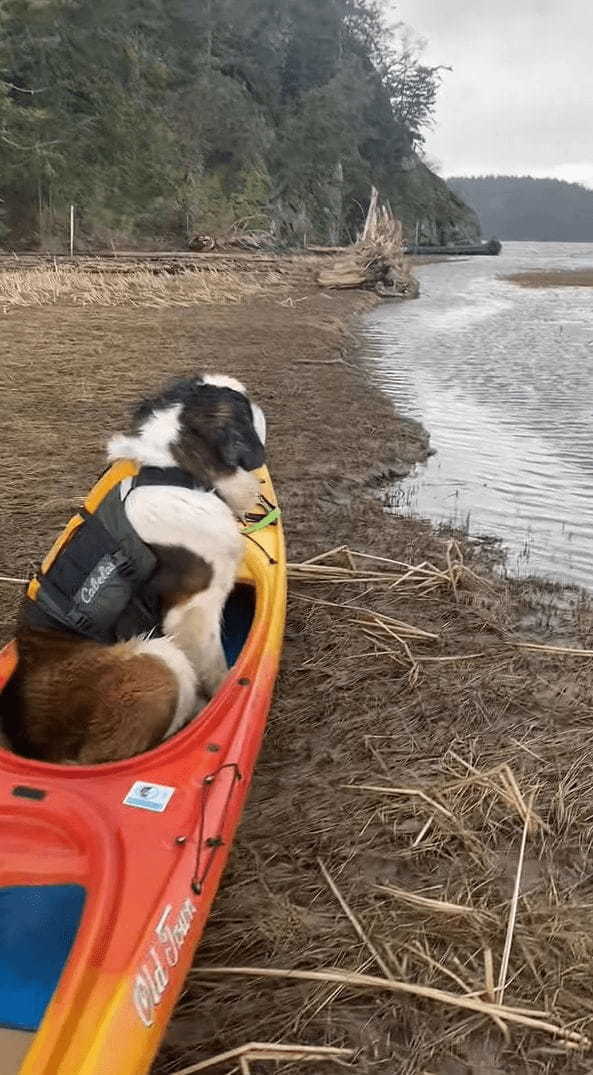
xmin=364 ymin=242 xmax=593 ymax=588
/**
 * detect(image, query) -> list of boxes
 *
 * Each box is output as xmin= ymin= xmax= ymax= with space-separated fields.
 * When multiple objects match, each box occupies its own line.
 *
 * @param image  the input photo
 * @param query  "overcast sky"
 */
xmin=389 ymin=0 xmax=593 ymax=188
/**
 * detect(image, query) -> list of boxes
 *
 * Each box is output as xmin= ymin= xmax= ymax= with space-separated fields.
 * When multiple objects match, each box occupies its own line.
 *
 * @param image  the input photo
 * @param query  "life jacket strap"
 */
xmin=129 ymin=466 xmax=214 ymax=494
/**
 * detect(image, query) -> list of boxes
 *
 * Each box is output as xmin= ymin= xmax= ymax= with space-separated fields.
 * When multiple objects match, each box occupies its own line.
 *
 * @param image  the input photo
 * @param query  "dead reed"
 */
xmin=170 ymin=1042 xmax=353 ymax=1075
xmin=0 ymin=266 xmax=287 ymax=310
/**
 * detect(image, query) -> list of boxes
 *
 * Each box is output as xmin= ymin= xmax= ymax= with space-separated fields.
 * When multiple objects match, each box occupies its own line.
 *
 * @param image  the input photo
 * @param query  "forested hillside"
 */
xmin=448 ymin=175 xmax=593 ymax=241
xmin=0 ymin=0 xmax=479 ymax=249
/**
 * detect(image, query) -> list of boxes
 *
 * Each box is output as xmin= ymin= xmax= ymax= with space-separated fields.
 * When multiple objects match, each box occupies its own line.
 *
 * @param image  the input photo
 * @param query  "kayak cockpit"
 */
xmin=221 ymin=581 xmax=255 ymax=666
xmin=0 ymin=884 xmax=86 ymax=1072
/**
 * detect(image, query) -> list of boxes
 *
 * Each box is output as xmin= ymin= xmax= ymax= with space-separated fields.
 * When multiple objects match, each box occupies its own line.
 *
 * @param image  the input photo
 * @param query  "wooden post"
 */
xmin=415 ymin=220 xmax=420 ymax=253
xmin=69 ymin=204 xmax=74 ymax=258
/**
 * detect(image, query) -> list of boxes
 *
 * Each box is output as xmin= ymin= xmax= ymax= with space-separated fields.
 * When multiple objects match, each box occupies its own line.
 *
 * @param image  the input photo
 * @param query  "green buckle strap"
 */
xmin=241 ymin=506 xmax=281 ymax=535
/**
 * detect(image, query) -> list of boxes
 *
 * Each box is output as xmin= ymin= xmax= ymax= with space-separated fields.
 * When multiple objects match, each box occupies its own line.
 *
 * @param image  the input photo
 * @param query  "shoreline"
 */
xmin=1 ymin=264 xmax=593 ymax=1072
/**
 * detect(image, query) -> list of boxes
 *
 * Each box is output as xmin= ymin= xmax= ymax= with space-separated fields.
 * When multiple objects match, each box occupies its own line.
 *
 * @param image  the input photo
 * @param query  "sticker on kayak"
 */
xmin=123 ymin=781 xmax=175 ymax=812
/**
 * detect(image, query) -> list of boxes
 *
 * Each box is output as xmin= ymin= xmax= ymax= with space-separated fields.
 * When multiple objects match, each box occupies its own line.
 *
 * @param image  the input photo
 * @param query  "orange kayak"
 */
xmin=0 ymin=466 xmax=286 ymax=1074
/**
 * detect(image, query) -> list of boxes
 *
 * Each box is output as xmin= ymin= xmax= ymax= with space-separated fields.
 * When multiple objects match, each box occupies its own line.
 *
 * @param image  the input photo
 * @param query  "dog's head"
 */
xmin=109 ymin=374 xmax=266 ymax=494
xmin=195 ymin=374 xmax=266 ymax=472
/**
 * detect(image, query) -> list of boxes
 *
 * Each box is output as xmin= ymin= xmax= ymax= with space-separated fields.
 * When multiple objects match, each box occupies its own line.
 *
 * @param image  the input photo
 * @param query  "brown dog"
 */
xmin=1 ymin=374 xmax=266 ymax=764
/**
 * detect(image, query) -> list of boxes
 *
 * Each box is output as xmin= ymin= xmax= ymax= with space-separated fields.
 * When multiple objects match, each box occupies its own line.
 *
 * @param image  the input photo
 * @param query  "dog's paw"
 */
xmin=201 ymin=657 xmax=229 ymax=700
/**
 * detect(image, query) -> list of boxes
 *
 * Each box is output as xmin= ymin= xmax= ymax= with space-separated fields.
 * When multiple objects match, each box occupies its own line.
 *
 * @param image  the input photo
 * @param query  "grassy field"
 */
xmin=2 ymin=262 xmax=593 ymax=1074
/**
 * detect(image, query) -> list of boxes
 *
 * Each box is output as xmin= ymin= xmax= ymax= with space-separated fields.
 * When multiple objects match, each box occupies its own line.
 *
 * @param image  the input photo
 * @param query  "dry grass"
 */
xmin=504 ymin=270 xmax=593 ymax=288
xmin=169 ymin=1042 xmax=354 ymax=1074
xmin=0 ymin=266 xmax=288 ymax=310
xmin=3 ymin=280 xmax=593 ymax=1074
xmin=195 ymin=966 xmax=589 ymax=1047
xmin=174 ymin=541 xmax=593 ymax=1074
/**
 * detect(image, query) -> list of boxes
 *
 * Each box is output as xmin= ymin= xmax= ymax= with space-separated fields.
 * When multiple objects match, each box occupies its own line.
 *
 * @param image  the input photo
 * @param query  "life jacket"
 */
xmin=25 ymin=461 xmax=204 ymax=645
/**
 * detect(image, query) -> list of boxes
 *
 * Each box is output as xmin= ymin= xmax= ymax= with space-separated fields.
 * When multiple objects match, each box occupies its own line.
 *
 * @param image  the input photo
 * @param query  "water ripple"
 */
xmin=363 ymin=241 xmax=593 ymax=588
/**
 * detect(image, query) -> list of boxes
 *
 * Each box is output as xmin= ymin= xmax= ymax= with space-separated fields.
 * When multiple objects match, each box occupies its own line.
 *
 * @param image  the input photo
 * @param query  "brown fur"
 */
xmin=172 ymin=399 xmax=238 ymax=478
xmin=151 ymin=546 xmax=213 ymax=612
xmin=3 ymin=628 xmax=179 ymax=764
xmin=3 ymin=547 xmax=214 ymax=762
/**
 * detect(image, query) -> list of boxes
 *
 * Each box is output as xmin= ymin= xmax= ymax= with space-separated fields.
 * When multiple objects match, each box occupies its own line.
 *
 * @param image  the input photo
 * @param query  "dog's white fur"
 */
xmin=130 ymin=635 xmax=197 ymax=736
xmin=125 ymin=486 xmax=244 ymax=728
xmin=108 ymin=404 xmax=181 ymax=468
xmin=202 ymin=373 xmax=246 ymax=393
xmin=106 ymin=375 xmax=264 ymax=736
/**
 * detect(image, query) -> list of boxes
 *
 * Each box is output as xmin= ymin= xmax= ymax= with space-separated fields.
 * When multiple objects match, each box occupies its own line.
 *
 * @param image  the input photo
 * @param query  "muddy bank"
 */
xmin=2 ymin=270 xmax=593 ymax=1074
xmin=505 ymin=269 xmax=593 ymax=287
xmin=0 ymin=287 xmax=430 ymax=605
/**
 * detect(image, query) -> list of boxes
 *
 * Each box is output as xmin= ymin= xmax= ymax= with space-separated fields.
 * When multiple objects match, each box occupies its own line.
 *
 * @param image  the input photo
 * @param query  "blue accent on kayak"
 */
xmin=0 ymin=884 xmax=86 ymax=1032
xmin=222 ymin=583 xmax=255 ymax=667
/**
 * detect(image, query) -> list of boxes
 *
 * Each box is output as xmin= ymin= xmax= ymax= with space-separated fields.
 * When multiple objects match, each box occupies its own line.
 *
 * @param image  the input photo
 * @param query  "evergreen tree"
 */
xmin=0 ymin=0 xmax=450 ymax=246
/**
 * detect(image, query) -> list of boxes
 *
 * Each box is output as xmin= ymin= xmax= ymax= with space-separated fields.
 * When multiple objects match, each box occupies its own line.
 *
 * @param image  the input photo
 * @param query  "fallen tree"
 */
xmin=317 ymin=188 xmax=419 ymax=298
xmin=188 ymin=229 xmax=276 ymax=253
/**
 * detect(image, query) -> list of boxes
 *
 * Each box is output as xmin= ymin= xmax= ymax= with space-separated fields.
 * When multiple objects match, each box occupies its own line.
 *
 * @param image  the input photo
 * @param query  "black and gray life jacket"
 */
xmin=25 ymin=461 xmax=205 ymax=645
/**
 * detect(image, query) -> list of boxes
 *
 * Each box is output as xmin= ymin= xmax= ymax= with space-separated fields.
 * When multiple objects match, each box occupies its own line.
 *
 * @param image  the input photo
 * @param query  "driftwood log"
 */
xmin=188 ymin=234 xmax=216 ymax=252
xmin=317 ymin=253 xmax=419 ymax=298
xmin=221 ymin=231 xmax=275 ymax=251
xmin=188 ymin=230 xmax=276 ymax=253
xmin=317 ymin=189 xmax=419 ymax=299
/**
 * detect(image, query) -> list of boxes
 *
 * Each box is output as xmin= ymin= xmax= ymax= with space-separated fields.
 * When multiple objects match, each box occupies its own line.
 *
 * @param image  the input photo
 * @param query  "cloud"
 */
xmin=389 ymin=0 xmax=593 ymax=186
